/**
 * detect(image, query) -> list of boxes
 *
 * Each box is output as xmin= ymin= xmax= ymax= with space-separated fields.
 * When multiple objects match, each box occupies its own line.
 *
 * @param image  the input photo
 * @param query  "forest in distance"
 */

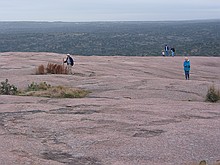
xmin=0 ymin=20 xmax=220 ymax=56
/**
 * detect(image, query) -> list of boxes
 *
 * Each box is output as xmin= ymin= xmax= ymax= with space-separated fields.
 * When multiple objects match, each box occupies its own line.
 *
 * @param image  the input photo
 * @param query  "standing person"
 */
xmin=165 ymin=45 xmax=169 ymax=56
xmin=63 ymin=54 xmax=74 ymax=74
xmin=183 ymin=57 xmax=190 ymax=80
xmin=170 ymin=47 xmax=175 ymax=57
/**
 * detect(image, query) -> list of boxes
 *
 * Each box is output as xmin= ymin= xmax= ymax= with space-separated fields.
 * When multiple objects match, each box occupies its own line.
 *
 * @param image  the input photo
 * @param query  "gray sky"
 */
xmin=1 ymin=0 xmax=220 ymax=22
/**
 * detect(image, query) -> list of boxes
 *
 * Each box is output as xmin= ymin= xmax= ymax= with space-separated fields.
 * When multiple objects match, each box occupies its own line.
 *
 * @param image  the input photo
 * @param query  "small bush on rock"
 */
xmin=0 ymin=79 xmax=18 ymax=95
xmin=206 ymin=85 xmax=220 ymax=102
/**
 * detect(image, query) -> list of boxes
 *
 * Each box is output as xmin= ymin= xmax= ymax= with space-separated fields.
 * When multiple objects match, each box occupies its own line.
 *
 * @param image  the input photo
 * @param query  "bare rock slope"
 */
xmin=0 ymin=52 xmax=220 ymax=165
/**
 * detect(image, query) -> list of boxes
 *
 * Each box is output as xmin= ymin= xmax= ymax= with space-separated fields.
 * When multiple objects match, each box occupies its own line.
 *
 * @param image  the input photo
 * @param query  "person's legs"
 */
xmin=67 ymin=65 xmax=72 ymax=74
xmin=185 ymin=71 xmax=190 ymax=80
xmin=185 ymin=71 xmax=188 ymax=80
xmin=165 ymin=51 xmax=169 ymax=56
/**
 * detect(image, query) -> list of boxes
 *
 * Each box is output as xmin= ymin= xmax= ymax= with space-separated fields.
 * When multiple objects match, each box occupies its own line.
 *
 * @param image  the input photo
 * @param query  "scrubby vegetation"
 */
xmin=24 ymin=82 xmax=89 ymax=98
xmin=0 ymin=80 xmax=89 ymax=98
xmin=0 ymin=79 xmax=18 ymax=95
xmin=24 ymin=85 xmax=89 ymax=98
xmin=27 ymin=82 xmax=51 ymax=91
xmin=36 ymin=63 xmax=67 ymax=74
xmin=1 ymin=21 xmax=220 ymax=56
xmin=206 ymin=85 xmax=220 ymax=102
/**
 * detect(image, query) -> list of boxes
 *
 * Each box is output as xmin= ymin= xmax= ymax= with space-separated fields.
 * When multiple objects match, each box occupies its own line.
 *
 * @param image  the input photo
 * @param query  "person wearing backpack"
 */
xmin=63 ymin=54 xmax=74 ymax=74
xmin=170 ymin=47 xmax=175 ymax=57
xmin=183 ymin=57 xmax=190 ymax=80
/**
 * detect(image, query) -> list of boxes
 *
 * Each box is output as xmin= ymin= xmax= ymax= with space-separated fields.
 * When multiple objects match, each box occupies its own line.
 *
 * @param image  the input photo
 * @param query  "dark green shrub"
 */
xmin=206 ymin=85 xmax=220 ymax=102
xmin=0 ymin=79 xmax=18 ymax=95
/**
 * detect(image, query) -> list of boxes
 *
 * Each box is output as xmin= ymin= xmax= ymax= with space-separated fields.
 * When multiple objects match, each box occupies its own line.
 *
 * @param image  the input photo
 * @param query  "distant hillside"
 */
xmin=0 ymin=20 xmax=220 ymax=56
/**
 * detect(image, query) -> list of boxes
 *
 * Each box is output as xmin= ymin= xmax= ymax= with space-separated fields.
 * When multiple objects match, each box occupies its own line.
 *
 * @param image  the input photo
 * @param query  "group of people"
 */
xmin=162 ymin=45 xmax=175 ymax=57
xmin=63 ymin=51 xmax=191 ymax=80
xmin=162 ymin=45 xmax=191 ymax=80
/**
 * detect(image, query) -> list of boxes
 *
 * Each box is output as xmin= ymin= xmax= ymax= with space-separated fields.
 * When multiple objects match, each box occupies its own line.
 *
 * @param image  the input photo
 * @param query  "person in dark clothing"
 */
xmin=170 ymin=47 xmax=175 ymax=57
xmin=63 ymin=54 xmax=74 ymax=74
xmin=164 ymin=45 xmax=169 ymax=56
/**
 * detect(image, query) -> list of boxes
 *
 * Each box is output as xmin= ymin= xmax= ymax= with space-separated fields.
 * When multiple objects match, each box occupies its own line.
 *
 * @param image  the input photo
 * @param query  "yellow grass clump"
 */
xmin=22 ymin=82 xmax=89 ymax=98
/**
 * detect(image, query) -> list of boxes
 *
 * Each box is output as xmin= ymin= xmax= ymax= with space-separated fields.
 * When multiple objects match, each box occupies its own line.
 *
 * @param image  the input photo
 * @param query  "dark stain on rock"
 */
xmin=133 ymin=129 xmax=165 ymax=138
xmin=0 ymin=110 xmax=45 ymax=117
xmin=148 ymin=119 xmax=181 ymax=126
xmin=41 ymin=150 xmax=102 ymax=165
xmin=48 ymin=108 xmax=99 ymax=115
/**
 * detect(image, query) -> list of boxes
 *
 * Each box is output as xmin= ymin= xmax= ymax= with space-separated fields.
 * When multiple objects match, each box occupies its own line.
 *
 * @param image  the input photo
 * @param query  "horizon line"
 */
xmin=1 ymin=18 xmax=220 ymax=23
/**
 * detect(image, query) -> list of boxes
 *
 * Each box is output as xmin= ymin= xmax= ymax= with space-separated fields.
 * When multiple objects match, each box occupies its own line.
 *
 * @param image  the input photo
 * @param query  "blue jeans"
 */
xmin=165 ymin=51 xmax=169 ymax=56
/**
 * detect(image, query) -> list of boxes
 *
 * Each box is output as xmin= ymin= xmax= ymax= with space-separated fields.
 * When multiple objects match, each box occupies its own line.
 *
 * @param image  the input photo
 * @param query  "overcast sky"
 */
xmin=0 ymin=0 xmax=220 ymax=22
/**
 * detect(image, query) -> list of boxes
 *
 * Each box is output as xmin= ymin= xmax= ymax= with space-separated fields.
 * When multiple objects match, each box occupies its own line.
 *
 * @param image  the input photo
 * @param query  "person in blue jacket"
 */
xmin=183 ymin=57 xmax=190 ymax=80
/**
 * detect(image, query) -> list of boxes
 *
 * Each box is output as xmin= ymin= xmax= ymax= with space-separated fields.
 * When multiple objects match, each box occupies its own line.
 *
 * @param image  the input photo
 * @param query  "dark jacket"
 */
xmin=64 ymin=56 xmax=74 ymax=66
xmin=165 ymin=45 xmax=169 ymax=51
xmin=171 ymin=48 xmax=175 ymax=52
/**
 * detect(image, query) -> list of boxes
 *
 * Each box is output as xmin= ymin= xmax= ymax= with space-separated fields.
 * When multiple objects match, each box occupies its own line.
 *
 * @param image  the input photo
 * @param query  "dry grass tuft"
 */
xmin=46 ymin=63 xmax=67 ymax=74
xmin=36 ymin=63 xmax=68 ymax=74
xmin=36 ymin=64 xmax=45 ymax=74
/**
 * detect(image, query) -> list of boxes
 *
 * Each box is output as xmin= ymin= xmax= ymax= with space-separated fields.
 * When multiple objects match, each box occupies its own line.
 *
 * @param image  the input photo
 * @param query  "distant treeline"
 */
xmin=0 ymin=20 xmax=220 ymax=56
